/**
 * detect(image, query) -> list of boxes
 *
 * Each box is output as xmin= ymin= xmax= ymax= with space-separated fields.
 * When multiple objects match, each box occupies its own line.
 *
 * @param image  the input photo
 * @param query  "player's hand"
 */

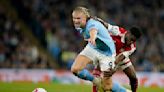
xmin=84 ymin=38 xmax=96 ymax=46
xmin=103 ymin=63 xmax=118 ymax=77
xmin=103 ymin=70 xmax=116 ymax=77
xmin=103 ymin=67 xmax=117 ymax=77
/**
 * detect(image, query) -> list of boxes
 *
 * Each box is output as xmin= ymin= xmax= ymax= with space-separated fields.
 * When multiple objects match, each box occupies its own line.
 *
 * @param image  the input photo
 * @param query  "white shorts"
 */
xmin=79 ymin=45 xmax=115 ymax=71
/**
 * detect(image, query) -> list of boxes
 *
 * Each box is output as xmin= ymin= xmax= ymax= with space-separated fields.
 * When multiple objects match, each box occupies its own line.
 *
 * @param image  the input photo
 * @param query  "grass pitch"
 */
xmin=0 ymin=82 xmax=163 ymax=92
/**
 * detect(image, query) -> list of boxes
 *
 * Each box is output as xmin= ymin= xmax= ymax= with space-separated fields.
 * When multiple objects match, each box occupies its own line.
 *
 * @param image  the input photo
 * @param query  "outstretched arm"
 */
xmin=85 ymin=28 xmax=98 ymax=46
xmin=115 ymin=54 xmax=125 ymax=65
xmin=103 ymin=46 xmax=136 ymax=77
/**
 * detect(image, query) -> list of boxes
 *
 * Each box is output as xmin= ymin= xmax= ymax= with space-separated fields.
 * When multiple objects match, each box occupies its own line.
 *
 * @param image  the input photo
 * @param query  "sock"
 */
xmin=92 ymin=68 xmax=101 ymax=92
xmin=93 ymin=82 xmax=129 ymax=92
xmin=92 ymin=85 xmax=97 ymax=92
xmin=111 ymin=82 xmax=126 ymax=92
xmin=73 ymin=69 xmax=94 ymax=81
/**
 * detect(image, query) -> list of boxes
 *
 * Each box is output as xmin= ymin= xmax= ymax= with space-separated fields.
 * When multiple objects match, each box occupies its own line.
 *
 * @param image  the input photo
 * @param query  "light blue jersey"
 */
xmin=81 ymin=19 xmax=116 ymax=56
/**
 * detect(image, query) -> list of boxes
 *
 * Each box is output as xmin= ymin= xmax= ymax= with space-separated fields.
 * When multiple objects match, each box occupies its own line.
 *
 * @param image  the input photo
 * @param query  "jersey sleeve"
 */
xmin=122 ymin=43 xmax=136 ymax=58
xmin=108 ymin=24 xmax=120 ymax=35
xmin=87 ymin=21 xmax=99 ymax=32
xmin=108 ymin=24 xmax=127 ymax=36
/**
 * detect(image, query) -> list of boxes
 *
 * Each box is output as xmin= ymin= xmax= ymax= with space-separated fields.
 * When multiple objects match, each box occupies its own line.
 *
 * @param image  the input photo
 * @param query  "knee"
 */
xmin=71 ymin=65 xmax=80 ymax=73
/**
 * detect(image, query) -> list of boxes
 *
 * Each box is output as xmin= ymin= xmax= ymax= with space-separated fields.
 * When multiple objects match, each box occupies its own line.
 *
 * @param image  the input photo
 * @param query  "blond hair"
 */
xmin=73 ymin=6 xmax=91 ymax=18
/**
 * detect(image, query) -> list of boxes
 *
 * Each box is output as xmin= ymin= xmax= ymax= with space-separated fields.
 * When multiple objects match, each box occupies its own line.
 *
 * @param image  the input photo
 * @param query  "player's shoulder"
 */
xmin=119 ymin=27 xmax=127 ymax=34
xmin=86 ymin=18 xmax=102 ymax=29
xmin=87 ymin=18 xmax=100 ymax=25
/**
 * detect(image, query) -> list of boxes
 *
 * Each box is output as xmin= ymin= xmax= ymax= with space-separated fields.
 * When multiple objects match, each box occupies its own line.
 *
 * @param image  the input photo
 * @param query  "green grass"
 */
xmin=137 ymin=87 xmax=164 ymax=92
xmin=0 ymin=82 xmax=91 ymax=92
xmin=0 ymin=82 xmax=163 ymax=92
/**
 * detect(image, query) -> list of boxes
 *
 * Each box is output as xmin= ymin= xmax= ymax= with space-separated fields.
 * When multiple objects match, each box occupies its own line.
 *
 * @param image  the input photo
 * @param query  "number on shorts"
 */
xmin=108 ymin=62 xmax=113 ymax=69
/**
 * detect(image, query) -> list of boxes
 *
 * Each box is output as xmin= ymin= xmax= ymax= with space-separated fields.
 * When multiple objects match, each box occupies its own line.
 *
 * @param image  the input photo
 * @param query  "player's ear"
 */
xmin=86 ymin=16 xmax=91 ymax=21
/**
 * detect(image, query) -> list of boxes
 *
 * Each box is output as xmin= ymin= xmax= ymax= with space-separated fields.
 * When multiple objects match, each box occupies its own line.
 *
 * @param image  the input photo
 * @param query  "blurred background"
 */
xmin=0 ymin=0 xmax=164 ymax=92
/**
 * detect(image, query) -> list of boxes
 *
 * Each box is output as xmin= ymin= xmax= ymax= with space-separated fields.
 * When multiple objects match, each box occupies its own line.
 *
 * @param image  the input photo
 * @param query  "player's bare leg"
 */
xmin=123 ymin=65 xmax=138 ymax=92
xmin=71 ymin=55 xmax=101 ymax=86
xmin=71 ymin=55 xmax=91 ymax=73
xmin=102 ymin=76 xmax=112 ymax=91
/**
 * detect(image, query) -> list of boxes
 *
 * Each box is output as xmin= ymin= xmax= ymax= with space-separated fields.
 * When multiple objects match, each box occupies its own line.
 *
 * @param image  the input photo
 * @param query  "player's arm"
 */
xmin=115 ymin=54 xmax=125 ymax=65
xmin=104 ymin=44 xmax=136 ymax=77
xmin=103 ymin=54 xmax=125 ymax=77
xmin=116 ymin=44 xmax=136 ymax=64
xmin=85 ymin=28 xmax=98 ymax=45
xmin=94 ymin=17 xmax=121 ymax=35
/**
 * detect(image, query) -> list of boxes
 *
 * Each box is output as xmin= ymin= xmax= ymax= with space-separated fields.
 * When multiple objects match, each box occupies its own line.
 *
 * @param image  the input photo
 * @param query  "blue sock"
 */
xmin=74 ymin=69 xmax=94 ymax=81
xmin=112 ymin=82 xmax=127 ymax=92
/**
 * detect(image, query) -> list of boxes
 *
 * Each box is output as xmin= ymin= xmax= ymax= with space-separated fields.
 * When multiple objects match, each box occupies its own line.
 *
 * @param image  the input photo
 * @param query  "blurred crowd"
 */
xmin=0 ymin=4 xmax=50 ymax=68
xmin=1 ymin=0 xmax=164 ymax=72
